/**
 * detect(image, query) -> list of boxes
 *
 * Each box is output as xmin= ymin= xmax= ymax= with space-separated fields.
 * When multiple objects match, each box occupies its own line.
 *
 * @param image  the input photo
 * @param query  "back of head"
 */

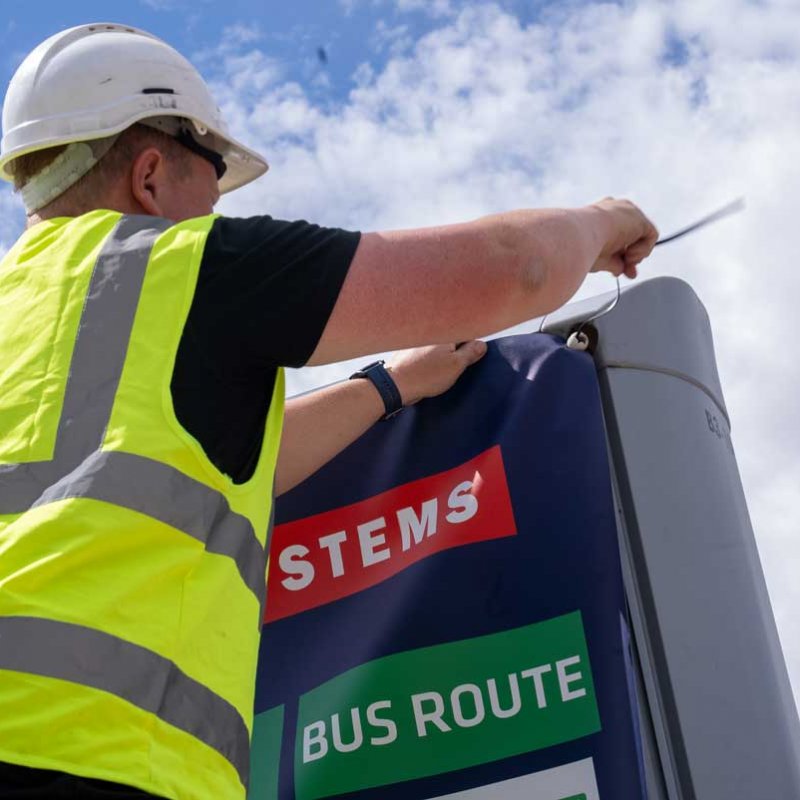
xmin=9 ymin=124 xmax=195 ymax=218
xmin=0 ymin=22 xmax=269 ymax=217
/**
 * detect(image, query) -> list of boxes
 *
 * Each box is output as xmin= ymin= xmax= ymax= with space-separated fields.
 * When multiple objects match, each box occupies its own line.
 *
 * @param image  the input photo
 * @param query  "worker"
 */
xmin=0 ymin=22 xmax=658 ymax=800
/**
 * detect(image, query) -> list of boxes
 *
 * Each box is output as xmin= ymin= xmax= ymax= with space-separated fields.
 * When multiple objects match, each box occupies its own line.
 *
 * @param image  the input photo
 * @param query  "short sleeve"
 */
xmin=170 ymin=215 xmax=360 ymax=482
xmin=191 ymin=215 xmax=361 ymax=371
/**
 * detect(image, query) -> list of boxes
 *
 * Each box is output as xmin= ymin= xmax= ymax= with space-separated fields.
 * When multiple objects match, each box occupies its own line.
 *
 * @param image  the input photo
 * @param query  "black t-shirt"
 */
xmin=170 ymin=215 xmax=360 ymax=483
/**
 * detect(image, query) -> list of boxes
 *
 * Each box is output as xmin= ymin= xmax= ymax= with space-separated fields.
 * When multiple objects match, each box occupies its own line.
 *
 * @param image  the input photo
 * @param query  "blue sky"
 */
xmin=0 ymin=0 xmax=547 ymax=111
xmin=1 ymin=0 xmax=799 ymax=705
xmin=0 ymin=1 xmax=371 ymax=102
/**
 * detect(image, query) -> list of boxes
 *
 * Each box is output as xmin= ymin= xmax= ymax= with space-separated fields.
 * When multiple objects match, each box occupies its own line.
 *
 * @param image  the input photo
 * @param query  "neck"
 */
xmin=25 ymin=197 xmax=146 ymax=228
xmin=26 ymin=212 xmax=50 ymax=228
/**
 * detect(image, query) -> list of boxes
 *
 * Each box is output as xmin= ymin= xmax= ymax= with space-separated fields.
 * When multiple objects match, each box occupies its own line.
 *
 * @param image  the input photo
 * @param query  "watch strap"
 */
xmin=349 ymin=360 xmax=404 ymax=419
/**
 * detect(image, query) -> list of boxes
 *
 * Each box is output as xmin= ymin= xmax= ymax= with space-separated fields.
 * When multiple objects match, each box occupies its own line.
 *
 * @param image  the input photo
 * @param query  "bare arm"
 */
xmin=275 ymin=341 xmax=486 ymax=495
xmin=308 ymin=199 xmax=657 ymax=365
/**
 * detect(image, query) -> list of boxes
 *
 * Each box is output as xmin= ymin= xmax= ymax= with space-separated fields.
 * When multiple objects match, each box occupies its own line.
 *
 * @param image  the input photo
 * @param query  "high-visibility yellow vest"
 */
xmin=0 ymin=210 xmax=284 ymax=800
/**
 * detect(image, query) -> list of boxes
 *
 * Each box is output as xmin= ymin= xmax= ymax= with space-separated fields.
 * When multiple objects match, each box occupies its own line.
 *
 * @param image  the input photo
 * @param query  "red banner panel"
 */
xmin=265 ymin=445 xmax=516 ymax=622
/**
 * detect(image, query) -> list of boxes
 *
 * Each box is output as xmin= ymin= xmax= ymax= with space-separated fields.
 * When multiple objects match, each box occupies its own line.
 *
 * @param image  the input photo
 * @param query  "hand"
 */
xmin=588 ymin=198 xmax=659 ymax=279
xmin=387 ymin=341 xmax=487 ymax=406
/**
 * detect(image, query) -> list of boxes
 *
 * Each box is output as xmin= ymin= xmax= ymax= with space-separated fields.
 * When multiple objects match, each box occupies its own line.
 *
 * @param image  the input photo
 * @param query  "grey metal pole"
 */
xmin=538 ymin=276 xmax=800 ymax=799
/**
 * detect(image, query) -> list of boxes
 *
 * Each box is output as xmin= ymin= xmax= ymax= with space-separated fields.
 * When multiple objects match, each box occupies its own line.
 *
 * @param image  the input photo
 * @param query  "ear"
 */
xmin=130 ymin=147 xmax=167 ymax=216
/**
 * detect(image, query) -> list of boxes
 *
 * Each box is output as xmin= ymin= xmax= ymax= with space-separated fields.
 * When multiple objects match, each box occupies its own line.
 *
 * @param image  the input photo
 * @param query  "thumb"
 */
xmin=457 ymin=339 xmax=488 ymax=366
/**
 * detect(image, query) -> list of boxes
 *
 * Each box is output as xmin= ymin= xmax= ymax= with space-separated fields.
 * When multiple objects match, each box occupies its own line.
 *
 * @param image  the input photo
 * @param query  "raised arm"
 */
xmin=308 ymin=199 xmax=657 ymax=365
xmin=275 ymin=341 xmax=487 ymax=495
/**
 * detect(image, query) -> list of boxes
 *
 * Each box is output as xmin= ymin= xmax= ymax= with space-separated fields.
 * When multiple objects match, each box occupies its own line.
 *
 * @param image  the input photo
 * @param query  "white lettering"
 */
xmin=331 ymin=708 xmax=363 ymax=753
xmin=556 ymin=655 xmax=587 ymax=701
xmin=279 ymin=545 xmax=314 ymax=591
xmin=521 ymin=664 xmax=552 ymax=708
xmin=487 ymin=673 xmax=522 ymax=719
xmin=303 ymin=720 xmax=328 ymax=763
xmin=450 ymin=683 xmax=485 ymax=728
xmin=318 ymin=530 xmax=348 ymax=578
xmin=411 ymin=691 xmax=452 ymax=737
xmin=366 ymin=700 xmax=397 ymax=745
xmin=396 ymin=499 xmax=438 ymax=551
xmin=446 ymin=480 xmax=478 ymax=524
xmin=358 ymin=517 xmax=391 ymax=567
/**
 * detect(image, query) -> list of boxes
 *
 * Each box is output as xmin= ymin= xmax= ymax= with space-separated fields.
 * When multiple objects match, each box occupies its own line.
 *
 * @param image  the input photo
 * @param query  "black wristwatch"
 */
xmin=349 ymin=360 xmax=404 ymax=419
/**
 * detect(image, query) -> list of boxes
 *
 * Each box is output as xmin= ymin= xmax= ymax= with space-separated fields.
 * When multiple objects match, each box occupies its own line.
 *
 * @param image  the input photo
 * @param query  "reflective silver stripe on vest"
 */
xmin=0 ymin=616 xmax=250 ymax=787
xmin=33 ymin=450 xmax=267 ymax=601
xmin=0 ymin=214 xmax=166 ymax=511
xmin=56 ymin=215 xmax=170 ymax=463
xmin=0 ymin=215 xmax=270 ymax=786
xmin=0 ymin=215 xmax=266 ymax=603
xmin=0 ymin=215 xmax=169 ymax=509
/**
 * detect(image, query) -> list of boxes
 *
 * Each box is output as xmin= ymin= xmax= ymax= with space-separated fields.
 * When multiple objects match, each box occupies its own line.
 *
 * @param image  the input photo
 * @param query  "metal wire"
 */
xmin=573 ymin=276 xmax=621 ymax=337
xmin=654 ymin=197 xmax=745 ymax=247
xmin=542 ymin=197 xmax=746 ymax=339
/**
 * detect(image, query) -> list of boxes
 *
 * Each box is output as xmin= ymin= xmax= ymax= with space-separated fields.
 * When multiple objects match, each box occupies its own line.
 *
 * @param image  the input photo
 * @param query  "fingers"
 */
xmin=596 ymin=252 xmax=626 ymax=277
xmin=456 ymin=339 xmax=488 ymax=366
xmin=388 ymin=341 xmax=487 ymax=405
xmin=622 ymin=223 xmax=658 ymax=277
xmin=591 ymin=198 xmax=658 ymax=279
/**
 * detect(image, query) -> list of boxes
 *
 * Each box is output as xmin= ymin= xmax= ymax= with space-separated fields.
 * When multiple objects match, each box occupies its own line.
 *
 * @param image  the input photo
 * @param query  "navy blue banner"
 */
xmin=251 ymin=333 xmax=646 ymax=800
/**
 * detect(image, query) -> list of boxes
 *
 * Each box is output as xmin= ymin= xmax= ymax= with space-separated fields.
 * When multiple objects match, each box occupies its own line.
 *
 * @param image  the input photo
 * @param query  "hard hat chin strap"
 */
xmin=19 ymin=135 xmax=120 ymax=214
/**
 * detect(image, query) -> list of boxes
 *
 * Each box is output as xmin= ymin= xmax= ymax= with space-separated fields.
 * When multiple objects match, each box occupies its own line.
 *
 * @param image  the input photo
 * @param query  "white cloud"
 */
xmin=216 ymin=0 xmax=800 ymax=706
xmin=340 ymin=0 xmax=455 ymax=17
xmin=140 ymin=0 xmax=180 ymax=10
xmin=371 ymin=20 xmax=415 ymax=57
xmin=395 ymin=0 xmax=455 ymax=17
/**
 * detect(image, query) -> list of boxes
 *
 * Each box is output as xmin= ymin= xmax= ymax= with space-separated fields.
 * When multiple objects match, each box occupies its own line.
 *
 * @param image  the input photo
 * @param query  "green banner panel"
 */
xmin=249 ymin=705 xmax=284 ymax=800
xmin=294 ymin=611 xmax=599 ymax=799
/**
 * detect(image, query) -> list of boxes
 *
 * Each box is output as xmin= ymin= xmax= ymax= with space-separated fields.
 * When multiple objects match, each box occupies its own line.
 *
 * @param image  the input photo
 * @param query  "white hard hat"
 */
xmin=0 ymin=22 xmax=268 ymax=193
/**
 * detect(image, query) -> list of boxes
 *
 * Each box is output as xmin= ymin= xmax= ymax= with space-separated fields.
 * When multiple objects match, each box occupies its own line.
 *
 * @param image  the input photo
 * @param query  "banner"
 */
xmin=251 ymin=333 xmax=646 ymax=800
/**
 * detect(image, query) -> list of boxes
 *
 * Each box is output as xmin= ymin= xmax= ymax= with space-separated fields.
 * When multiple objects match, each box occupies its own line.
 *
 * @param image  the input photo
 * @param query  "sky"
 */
xmin=1 ymin=0 xmax=798 ymax=712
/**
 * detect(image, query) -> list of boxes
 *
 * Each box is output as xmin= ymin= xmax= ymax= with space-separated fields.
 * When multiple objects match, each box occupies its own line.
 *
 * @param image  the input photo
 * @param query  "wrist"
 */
xmin=349 ymin=360 xmax=404 ymax=419
xmin=349 ymin=374 xmax=389 ymax=421
xmin=581 ymin=204 xmax=613 ymax=268
xmin=386 ymin=365 xmax=426 ymax=407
